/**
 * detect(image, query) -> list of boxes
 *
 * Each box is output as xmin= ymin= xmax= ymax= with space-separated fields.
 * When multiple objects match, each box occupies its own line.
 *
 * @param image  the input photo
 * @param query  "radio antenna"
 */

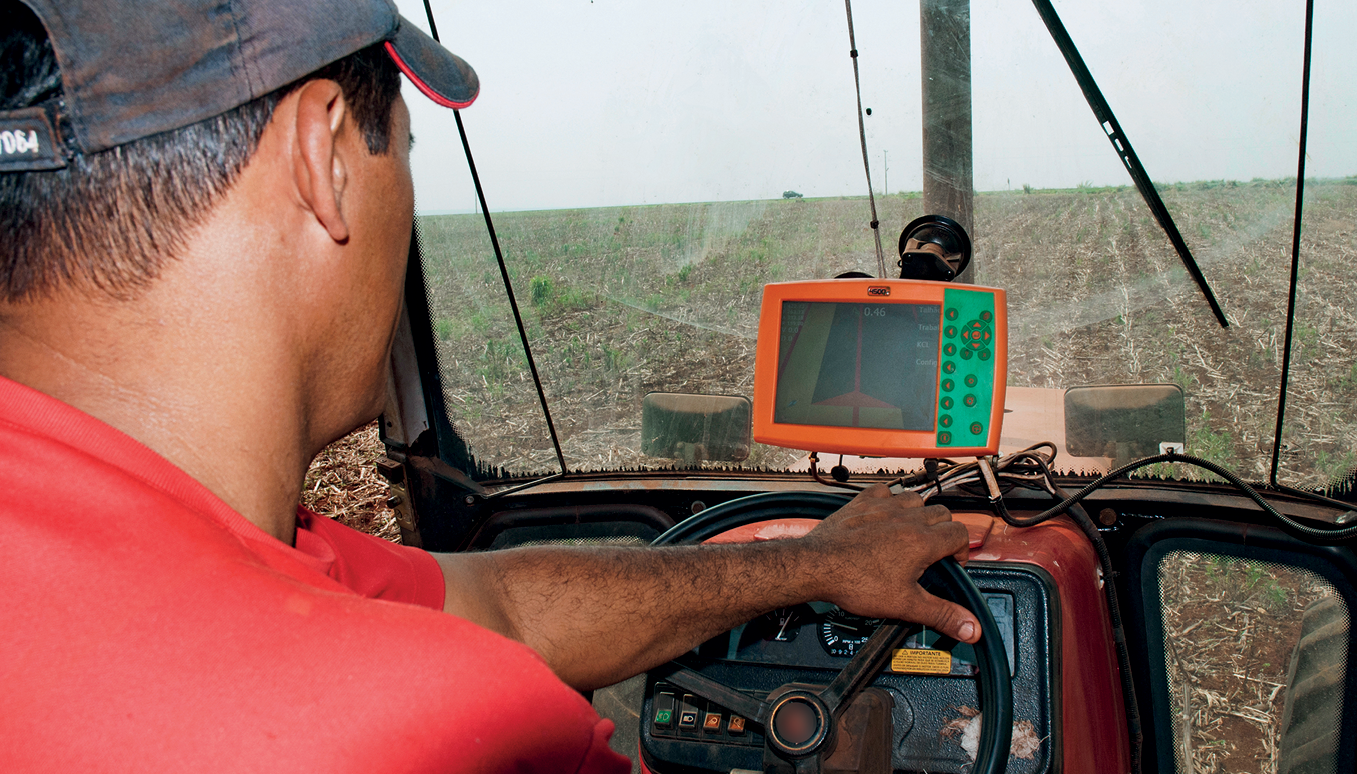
xmin=843 ymin=0 xmax=889 ymax=279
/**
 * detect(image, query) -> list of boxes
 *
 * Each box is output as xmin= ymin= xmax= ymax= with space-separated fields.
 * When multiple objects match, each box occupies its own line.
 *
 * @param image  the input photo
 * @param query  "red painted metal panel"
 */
xmin=699 ymin=510 xmax=1130 ymax=770
xmin=966 ymin=511 xmax=1130 ymax=774
xmin=694 ymin=507 xmax=1129 ymax=765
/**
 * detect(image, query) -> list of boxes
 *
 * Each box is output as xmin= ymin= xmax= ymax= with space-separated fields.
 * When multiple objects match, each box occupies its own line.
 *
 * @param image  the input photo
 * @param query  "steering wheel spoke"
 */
xmin=653 ymin=663 xmax=773 ymax=725
xmin=645 ymin=492 xmax=1013 ymax=774
xmin=818 ymin=622 xmax=909 ymax=714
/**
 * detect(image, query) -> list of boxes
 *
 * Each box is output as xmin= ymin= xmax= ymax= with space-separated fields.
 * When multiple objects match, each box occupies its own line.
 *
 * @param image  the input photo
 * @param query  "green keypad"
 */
xmin=936 ymin=288 xmax=997 ymax=448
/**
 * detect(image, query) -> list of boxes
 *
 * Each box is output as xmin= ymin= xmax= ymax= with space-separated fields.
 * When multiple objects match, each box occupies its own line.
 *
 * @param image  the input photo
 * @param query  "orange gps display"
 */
xmin=752 ymin=279 xmax=1007 ymax=458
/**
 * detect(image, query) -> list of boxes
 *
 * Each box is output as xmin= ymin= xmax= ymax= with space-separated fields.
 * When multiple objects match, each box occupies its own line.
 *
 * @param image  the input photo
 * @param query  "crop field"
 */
xmin=304 ymin=178 xmax=1356 ymax=771
xmin=411 ymin=179 xmax=1357 ymax=490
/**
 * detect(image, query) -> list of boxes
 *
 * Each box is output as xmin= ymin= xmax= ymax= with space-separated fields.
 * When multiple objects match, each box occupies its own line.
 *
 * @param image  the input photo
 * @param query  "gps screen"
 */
xmin=774 ymin=301 xmax=941 ymax=431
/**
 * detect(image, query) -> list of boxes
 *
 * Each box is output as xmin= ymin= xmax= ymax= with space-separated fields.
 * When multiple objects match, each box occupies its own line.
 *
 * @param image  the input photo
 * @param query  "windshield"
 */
xmin=397 ymin=0 xmax=1357 ymax=491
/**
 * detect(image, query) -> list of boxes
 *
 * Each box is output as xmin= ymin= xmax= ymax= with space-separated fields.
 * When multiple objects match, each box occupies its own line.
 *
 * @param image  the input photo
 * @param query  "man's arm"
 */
xmin=433 ymin=485 xmax=977 ymax=691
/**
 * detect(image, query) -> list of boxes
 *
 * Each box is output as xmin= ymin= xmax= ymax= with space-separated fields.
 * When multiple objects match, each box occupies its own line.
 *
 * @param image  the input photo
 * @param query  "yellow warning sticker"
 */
xmin=890 ymin=648 xmax=952 ymax=675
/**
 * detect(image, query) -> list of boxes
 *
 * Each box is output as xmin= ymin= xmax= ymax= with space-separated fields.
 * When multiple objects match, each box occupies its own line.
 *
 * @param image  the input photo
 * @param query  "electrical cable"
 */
xmin=808 ymin=452 xmax=865 ymax=491
xmin=797 ymin=438 xmax=1352 ymax=774
xmin=977 ymin=454 xmax=1143 ymax=774
xmin=841 ymin=0 xmax=888 ymax=279
xmin=419 ymin=3 xmax=570 ymax=479
xmin=1270 ymin=0 xmax=1316 ymax=484
xmin=1031 ymin=451 xmax=1357 ymax=545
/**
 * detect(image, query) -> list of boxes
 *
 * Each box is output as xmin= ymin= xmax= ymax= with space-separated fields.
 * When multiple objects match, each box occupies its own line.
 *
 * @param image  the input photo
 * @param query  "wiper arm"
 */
xmin=1029 ymin=0 xmax=1229 ymax=329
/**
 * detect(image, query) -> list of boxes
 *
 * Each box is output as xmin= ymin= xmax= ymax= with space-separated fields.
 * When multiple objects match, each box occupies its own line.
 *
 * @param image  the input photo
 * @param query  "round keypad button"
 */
xmin=970 ymin=422 xmax=984 ymax=435
xmin=965 ymin=374 xmax=978 ymax=388
xmin=980 ymin=310 xmax=992 ymax=322
xmin=941 ymin=379 xmax=954 ymax=392
xmin=960 ymin=348 xmax=973 ymax=360
xmin=964 ymin=394 xmax=976 ymax=407
xmin=943 ymin=343 xmax=956 ymax=356
xmin=946 ymin=308 xmax=959 ymax=320
xmin=938 ymin=431 xmax=952 ymax=444
xmin=979 ymin=349 xmax=991 ymax=361
xmin=945 ymin=325 xmax=957 ymax=338
xmin=939 ymin=414 xmax=952 ymax=428
xmin=940 ymin=396 xmax=953 ymax=409
xmin=942 ymin=361 xmax=955 ymax=374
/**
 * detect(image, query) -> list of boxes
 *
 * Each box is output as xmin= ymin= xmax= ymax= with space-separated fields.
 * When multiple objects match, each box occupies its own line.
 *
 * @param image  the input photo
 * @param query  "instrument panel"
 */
xmin=728 ymin=596 xmax=1016 ymax=675
xmin=640 ymin=563 xmax=1057 ymax=774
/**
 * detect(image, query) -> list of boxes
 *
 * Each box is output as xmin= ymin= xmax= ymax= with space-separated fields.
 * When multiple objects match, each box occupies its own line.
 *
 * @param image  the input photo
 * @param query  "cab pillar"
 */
xmin=920 ymin=0 xmax=974 ymax=282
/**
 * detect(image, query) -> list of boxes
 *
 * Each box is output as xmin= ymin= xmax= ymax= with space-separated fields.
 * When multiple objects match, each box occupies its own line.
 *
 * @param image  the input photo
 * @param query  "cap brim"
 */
xmin=385 ymin=17 xmax=479 ymax=109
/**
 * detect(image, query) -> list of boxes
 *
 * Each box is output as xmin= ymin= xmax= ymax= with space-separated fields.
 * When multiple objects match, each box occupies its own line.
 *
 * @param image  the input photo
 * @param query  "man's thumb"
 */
xmin=911 ymin=591 xmax=980 ymax=644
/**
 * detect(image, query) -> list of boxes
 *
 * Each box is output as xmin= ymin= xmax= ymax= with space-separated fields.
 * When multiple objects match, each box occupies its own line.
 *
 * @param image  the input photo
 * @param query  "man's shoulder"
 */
xmin=0 ymin=378 xmax=617 ymax=773
xmin=0 ymin=488 xmax=615 ymax=771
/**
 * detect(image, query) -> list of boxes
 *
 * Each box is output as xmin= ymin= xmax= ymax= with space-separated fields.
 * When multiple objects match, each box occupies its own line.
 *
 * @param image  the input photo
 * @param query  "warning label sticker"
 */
xmin=890 ymin=648 xmax=952 ymax=675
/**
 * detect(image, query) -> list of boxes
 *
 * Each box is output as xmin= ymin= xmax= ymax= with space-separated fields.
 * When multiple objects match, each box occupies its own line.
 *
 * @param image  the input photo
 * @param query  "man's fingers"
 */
xmin=906 ymin=589 xmax=981 ymax=644
xmin=954 ymin=537 xmax=972 ymax=565
xmin=917 ymin=504 xmax=955 ymax=527
xmin=892 ymin=489 xmax=925 ymax=509
xmin=936 ymin=519 xmax=971 ymax=564
xmin=857 ymin=483 xmax=894 ymax=500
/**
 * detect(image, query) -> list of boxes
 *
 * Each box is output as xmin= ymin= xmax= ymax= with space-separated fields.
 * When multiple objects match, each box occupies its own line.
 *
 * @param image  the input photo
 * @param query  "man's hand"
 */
xmin=435 ymin=484 xmax=980 ymax=690
xmin=799 ymin=484 xmax=978 ymax=643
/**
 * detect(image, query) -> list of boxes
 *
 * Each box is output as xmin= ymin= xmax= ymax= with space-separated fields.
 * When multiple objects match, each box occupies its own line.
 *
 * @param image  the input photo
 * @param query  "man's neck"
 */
xmin=0 ymin=254 xmax=317 ymax=546
xmin=0 ymin=87 xmax=403 ymax=545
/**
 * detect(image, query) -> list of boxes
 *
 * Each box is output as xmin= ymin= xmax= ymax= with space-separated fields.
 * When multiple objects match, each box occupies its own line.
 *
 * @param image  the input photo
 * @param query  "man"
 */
xmin=0 ymin=1 xmax=979 ymax=770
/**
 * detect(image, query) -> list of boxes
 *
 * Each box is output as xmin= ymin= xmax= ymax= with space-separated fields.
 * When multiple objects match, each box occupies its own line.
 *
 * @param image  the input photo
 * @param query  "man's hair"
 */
xmin=0 ymin=0 xmax=402 ymax=302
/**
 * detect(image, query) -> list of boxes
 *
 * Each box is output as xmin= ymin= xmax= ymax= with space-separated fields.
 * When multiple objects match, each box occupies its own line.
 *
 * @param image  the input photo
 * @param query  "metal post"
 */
xmin=921 ymin=0 xmax=974 ymax=282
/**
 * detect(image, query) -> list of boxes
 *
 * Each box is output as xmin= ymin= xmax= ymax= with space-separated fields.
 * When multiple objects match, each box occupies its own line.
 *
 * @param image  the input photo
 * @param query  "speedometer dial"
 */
xmin=818 ymin=608 xmax=882 ymax=657
xmin=745 ymin=605 xmax=808 ymax=644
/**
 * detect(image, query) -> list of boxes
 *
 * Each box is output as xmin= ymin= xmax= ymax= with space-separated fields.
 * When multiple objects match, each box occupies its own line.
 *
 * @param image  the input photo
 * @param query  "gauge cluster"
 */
xmin=722 ymin=596 xmax=1015 ymax=677
xmin=642 ymin=563 xmax=1056 ymax=774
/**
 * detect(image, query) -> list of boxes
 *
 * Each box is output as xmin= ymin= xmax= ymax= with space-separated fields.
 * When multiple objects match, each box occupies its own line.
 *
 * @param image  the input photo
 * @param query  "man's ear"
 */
xmin=292 ymin=79 xmax=352 ymax=243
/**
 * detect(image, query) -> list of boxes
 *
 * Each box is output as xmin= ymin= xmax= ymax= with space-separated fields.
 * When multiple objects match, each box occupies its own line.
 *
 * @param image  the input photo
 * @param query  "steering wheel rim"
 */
xmin=648 ymin=491 xmax=1012 ymax=774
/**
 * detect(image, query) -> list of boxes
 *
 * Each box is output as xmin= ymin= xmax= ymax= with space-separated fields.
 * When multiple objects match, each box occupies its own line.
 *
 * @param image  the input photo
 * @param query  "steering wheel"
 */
xmin=646 ymin=491 xmax=1012 ymax=774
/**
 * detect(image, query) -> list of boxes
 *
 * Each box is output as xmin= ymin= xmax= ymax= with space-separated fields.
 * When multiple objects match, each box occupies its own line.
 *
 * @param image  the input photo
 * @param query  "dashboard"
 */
xmin=639 ymin=563 xmax=1058 ymax=773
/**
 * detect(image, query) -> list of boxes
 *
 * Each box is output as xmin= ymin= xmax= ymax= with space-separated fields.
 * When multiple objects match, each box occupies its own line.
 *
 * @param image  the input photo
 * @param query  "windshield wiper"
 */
xmin=1029 ymin=0 xmax=1229 ymax=329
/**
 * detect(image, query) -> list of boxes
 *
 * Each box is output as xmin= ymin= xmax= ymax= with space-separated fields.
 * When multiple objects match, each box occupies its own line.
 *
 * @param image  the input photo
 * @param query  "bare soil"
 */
xmin=304 ymin=183 xmax=1356 ymax=771
xmin=1159 ymin=551 xmax=1341 ymax=774
xmin=412 ymin=180 xmax=1357 ymax=489
xmin=300 ymin=421 xmax=399 ymax=542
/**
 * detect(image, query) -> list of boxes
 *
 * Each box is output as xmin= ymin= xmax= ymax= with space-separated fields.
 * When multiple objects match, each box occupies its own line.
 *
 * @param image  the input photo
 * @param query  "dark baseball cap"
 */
xmin=0 ymin=0 xmax=478 ymax=173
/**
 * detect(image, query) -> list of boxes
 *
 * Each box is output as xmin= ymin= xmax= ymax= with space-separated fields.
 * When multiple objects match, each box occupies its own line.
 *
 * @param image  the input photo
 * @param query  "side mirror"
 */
xmin=642 ymin=393 xmax=752 ymax=463
xmin=1064 ymin=384 xmax=1186 ymax=462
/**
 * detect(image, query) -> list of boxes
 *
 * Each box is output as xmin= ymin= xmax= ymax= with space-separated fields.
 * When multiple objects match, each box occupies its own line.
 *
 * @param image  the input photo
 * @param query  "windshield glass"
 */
xmin=397 ymin=0 xmax=1357 ymax=490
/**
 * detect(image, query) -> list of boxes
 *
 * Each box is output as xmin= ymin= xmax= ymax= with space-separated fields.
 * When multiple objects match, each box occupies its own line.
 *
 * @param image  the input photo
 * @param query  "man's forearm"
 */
xmin=437 ymin=540 xmax=824 ymax=691
xmin=433 ymin=486 xmax=979 ymax=691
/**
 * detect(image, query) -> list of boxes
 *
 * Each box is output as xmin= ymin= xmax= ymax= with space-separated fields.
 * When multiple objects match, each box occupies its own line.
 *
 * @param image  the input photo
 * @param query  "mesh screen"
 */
xmin=1158 ymin=550 xmax=1349 ymax=774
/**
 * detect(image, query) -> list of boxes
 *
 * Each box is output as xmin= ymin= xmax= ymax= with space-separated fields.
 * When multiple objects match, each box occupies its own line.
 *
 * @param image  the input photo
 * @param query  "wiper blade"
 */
xmin=1029 ymin=0 xmax=1229 ymax=329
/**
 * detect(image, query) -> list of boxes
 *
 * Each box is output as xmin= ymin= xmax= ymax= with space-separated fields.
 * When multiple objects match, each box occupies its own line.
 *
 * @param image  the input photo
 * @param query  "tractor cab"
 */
xmin=382 ymin=1 xmax=1357 ymax=771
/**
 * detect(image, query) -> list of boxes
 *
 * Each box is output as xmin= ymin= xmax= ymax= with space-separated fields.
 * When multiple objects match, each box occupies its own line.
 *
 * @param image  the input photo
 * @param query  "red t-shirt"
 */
xmin=0 ymin=375 xmax=629 ymax=773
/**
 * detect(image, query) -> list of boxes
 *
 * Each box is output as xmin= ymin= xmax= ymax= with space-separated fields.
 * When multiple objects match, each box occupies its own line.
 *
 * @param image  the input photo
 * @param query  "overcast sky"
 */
xmin=394 ymin=0 xmax=1356 ymax=214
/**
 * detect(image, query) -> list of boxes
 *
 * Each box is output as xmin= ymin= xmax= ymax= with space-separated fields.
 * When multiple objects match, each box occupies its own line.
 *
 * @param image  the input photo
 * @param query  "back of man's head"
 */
xmin=0 ymin=0 xmax=405 ymax=303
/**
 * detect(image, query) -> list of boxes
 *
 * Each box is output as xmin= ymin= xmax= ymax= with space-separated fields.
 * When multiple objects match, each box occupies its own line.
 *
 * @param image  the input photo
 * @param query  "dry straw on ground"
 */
xmin=413 ymin=183 xmax=1357 ymax=489
xmin=1160 ymin=551 xmax=1339 ymax=774
xmin=300 ymin=421 xmax=399 ymax=542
